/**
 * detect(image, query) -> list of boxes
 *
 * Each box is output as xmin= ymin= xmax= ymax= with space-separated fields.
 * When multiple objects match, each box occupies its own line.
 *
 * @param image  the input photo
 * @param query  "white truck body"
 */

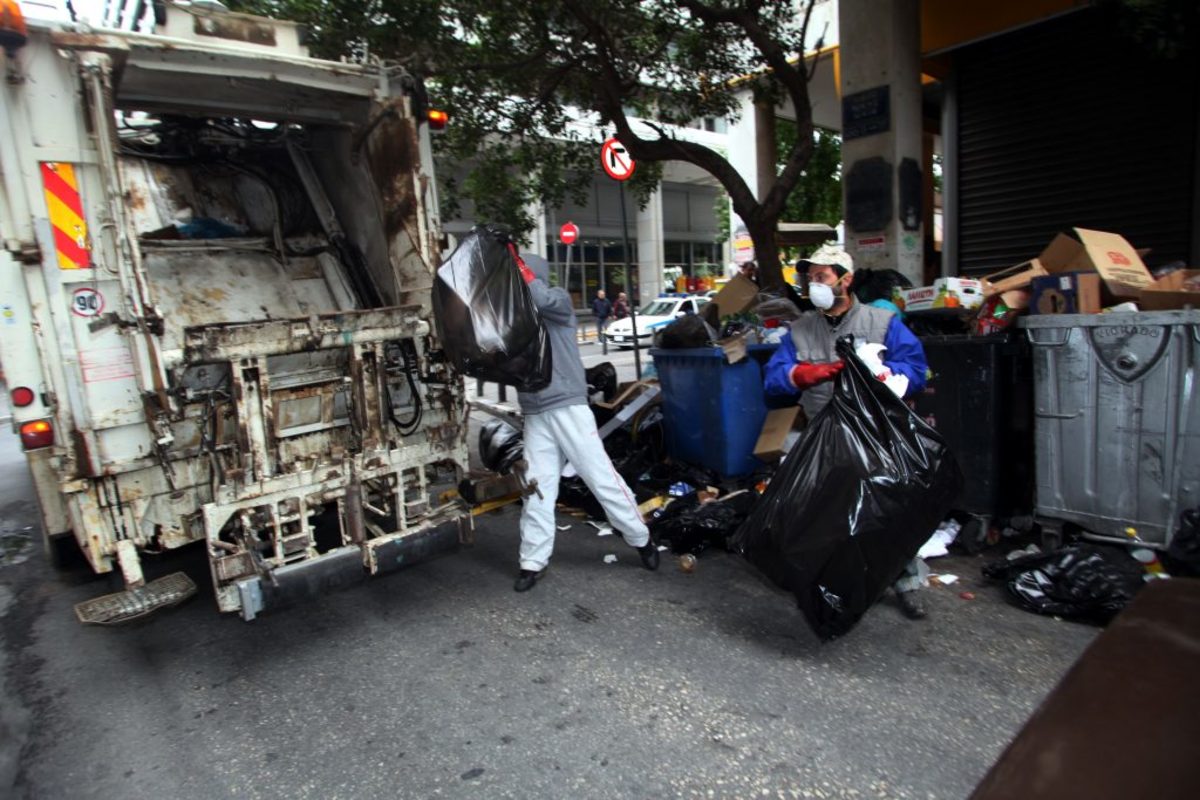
xmin=0 ymin=2 xmax=472 ymax=619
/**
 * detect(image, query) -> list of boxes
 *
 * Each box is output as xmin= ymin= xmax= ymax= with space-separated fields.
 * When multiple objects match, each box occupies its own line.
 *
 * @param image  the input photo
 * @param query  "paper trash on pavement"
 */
xmin=603 ymin=554 xmax=618 ymax=564
xmin=918 ymin=519 xmax=962 ymax=559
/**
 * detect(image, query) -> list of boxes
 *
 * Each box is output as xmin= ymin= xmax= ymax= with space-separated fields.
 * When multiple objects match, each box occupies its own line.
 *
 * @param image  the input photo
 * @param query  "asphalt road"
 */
xmin=0 ymin=411 xmax=1100 ymax=799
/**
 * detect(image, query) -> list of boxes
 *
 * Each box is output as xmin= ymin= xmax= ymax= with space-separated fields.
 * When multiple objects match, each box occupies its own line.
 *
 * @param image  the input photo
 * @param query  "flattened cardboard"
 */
xmin=1140 ymin=269 xmax=1200 ymax=311
xmin=1031 ymin=272 xmax=1102 ymax=315
xmin=981 ymin=258 xmax=1048 ymax=297
xmin=1039 ymin=228 xmax=1153 ymax=300
xmin=753 ymin=406 xmax=801 ymax=462
xmin=712 ymin=274 xmax=759 ymax=317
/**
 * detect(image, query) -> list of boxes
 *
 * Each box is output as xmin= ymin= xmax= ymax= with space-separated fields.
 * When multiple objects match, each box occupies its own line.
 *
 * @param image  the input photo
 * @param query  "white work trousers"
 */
xmin=519 ymin=403 xmax=650 ymax=571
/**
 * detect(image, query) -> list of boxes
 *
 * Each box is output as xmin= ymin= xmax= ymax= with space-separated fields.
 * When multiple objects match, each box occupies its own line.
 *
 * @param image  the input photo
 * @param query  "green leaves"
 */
xmin=229 ymin=0 xmax=822 ymax=278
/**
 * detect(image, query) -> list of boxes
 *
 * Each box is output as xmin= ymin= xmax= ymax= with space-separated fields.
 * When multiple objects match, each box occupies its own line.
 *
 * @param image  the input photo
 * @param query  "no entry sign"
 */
xmin=601 ymin=138 xmax=635 ymax=181
xmin=559 ymin=221 xmax=580 ymax=245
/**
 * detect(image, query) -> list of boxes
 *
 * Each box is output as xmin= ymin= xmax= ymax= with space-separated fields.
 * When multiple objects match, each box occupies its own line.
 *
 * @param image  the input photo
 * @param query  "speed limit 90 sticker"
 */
xmin=70 ymin=287 xmax=104 ymax=317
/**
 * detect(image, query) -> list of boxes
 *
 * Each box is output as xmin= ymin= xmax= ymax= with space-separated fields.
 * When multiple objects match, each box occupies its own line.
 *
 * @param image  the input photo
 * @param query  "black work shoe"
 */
xmin=896 ymin=589 xmax=927 ymax=620
xmin=636 ymin=542 xmax=660 ymax=571
xmin=514 ymin=569 xmax=545 ymax=592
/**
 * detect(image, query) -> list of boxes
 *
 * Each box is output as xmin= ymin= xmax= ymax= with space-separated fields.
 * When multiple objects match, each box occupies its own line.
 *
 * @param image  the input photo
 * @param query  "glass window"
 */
xmin=679 ymin=300 xmax=694 ymax=314
xmin=640 ymin=300 xmax=676 ymax=316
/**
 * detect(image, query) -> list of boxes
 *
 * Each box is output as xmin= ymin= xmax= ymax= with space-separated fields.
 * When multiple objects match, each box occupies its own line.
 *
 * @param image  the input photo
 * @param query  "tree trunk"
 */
xmin=747 ymin=215 xmax=784 ymax=291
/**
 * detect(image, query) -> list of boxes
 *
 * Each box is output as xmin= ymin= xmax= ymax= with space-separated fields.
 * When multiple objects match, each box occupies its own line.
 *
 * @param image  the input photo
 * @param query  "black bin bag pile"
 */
xmin=732 ymin=337 xmax=963 ymax=640
xmin=432 ymin=225 xmax=552 ymax=391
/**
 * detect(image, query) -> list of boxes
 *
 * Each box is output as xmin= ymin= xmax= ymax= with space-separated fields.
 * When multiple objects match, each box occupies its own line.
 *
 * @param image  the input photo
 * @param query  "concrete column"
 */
xmin=635 ymin=184 xmax=664 ymax=306
xmin=523 ymin=199 xmax=547 ymax=257
xmin=726 ymin=91 xmax=761 ymax=260
xmin=838 ymin=0 xmax=924 ymax=282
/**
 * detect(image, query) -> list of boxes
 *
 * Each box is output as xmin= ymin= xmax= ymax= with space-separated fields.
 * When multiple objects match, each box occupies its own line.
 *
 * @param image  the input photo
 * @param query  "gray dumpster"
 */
xmin=1021 ymin=311 xmax=1200 ymax=546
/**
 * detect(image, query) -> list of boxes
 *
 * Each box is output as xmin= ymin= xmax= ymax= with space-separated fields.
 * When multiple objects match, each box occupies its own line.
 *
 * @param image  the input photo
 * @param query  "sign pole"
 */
xmin=618 ymin=181 xmax=641 ymax=380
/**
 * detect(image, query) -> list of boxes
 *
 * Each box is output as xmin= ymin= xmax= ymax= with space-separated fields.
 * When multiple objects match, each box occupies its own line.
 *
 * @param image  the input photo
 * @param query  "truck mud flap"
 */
xmin=75 ymin=572 xmax=198 ymax=626
xmin=235 ymin=519 xmax=462 ymax=621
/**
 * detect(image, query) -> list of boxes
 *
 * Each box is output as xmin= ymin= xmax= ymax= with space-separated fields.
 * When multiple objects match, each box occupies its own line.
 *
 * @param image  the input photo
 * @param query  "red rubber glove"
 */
xmin=790 ymin=360 xmax=844 ymax=390
xmin=510 ymin=245 xmax=535 ymax=284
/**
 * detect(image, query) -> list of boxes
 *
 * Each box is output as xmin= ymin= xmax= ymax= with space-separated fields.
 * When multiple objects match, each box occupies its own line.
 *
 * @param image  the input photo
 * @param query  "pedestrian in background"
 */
xmin=612 ymin=292 xmax=629 ymax=320
xmin=510 ymin=253 xmax=659 ymax=592
xmin=591 ymin=289 xmax=612 ymax=340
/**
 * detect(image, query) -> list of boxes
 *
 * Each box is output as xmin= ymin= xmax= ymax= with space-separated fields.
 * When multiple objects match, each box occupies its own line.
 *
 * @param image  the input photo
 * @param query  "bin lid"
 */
xmin=1019 ymin=310 xmax=1200 ymax=328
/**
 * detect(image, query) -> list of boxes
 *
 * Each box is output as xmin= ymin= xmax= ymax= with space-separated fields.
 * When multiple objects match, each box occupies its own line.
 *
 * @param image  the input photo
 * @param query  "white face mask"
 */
xmin=809 ymin=281 xmax=835 ymax=310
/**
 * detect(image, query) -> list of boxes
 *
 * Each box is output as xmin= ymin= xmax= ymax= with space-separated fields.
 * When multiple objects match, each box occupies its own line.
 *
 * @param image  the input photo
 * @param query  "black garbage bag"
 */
xmin=556 ymin=443 xmax=658 ymax=519
xmin=639 ymin=461 xmax=721 ymax=495
xmin=558 ymin=476 xmax=605 ymax=521
xmin=657 ymin=314 xmax=716 ymax=349
xmin=432 ymin=225 xmax=552 ymax=391
xmin=731 ymin=337 xmax=962 ymax=640
xmin=652 ymin=490 xmax=758 ymax=556
xmin=1164 ymin=508 xmax=1200 ymax=577
xmin=982 ymin=544 xmax=1145 ymax=623
xmin=851 ymin=267 xmax=913 ymax=304
xmin=586 ymin=362 xmax=618 ymax=402
xmin=479 ymin=419 xmax=523 ymax=475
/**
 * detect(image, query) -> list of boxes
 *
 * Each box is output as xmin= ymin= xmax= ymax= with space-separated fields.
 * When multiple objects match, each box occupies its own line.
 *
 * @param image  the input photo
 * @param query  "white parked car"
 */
xmin=603 ymin=295 xmax=709 ymax=348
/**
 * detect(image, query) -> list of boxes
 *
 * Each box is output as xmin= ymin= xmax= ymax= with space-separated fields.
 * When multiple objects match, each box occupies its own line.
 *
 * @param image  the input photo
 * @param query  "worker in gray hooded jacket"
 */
xmin=511 ymin=252 xmax=659 ymax=592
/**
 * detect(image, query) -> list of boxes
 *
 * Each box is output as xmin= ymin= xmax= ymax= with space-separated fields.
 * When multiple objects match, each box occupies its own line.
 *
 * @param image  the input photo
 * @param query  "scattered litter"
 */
xmin=959 ymin=591 xmax=976 ymax=600
xmin=918 ymin=519 xmax=962 ymax=559
xmin=668 ymin=482 xmax=695 ymax=497
xmin=556 ymin=524 xmax=571 ymax=531
xmin=656 ymin=545 xmax=668 ymax=552
xmin=603 ymin=554 xmax=618 ymax=564
xmin=587 ymin=521 xmax=614 ymax=537
xmin=678 ymin=554 xmax=697 ymax=573
xmin=930 ymin=573 xmax=959 ymax=585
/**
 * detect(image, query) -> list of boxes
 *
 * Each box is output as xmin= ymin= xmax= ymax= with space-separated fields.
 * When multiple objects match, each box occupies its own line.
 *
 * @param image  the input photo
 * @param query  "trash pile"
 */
xmin=477 ymin=335 xmax=962 ymax=641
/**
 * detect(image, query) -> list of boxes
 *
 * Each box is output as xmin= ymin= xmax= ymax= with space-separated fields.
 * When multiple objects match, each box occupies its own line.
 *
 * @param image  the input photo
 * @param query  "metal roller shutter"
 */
xmin=955 ymin=9 xmax=1197 ymax=275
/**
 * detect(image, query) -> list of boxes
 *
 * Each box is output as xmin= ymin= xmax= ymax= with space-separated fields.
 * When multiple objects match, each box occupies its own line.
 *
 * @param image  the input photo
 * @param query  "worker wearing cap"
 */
xmin=763 ymin=245 xmax=931 ymax=619
xmin=510 ymin=252 xmax=660 ymax=592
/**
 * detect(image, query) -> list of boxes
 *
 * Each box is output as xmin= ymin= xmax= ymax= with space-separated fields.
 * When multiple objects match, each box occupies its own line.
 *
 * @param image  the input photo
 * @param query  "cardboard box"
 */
xmin=753 ymin=406 xmax=801 ymax=462
xmin=711 ymin=274 xmax=759 ymax=317
xmin=1038 ymin=228 xmax=1154 ymax=301
xmin=981 ymin=258 xmax=1048 ymax=296
xmin=1030 ymin=272 xmax=1102 ymax=315
xmin=715 ymin=328 xmax=756 ymax=364
xmin=1139 ymin=269 xmax=1200 ymax=311
xmin=899 ymin=277 xmax=984 ymax=312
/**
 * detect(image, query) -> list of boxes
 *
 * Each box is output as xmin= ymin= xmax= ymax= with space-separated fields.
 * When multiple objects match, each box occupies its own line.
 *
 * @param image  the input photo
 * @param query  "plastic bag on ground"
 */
xmin=432 ymin=225 xmax=552 ymax=391
xmin=732 ymin=337 xmax=963 ymax=640
xmin=479 ymin=419 xmax=523 ymax=475
xmin=652 ymin=490 xmax=758 ymax=556
xmin=982 ymin=544 xmax=1145 ymax=623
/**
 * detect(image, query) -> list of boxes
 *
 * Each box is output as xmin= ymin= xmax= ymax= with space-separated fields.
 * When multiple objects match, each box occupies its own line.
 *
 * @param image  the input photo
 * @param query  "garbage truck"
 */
xmin=0 ymin=1 xmax=474 ymax=621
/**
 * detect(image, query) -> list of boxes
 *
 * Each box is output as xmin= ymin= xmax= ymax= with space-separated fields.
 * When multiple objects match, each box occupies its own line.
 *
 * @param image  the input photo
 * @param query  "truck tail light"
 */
xmin=0 ymin=0 xmax=27 ymax=56
xmin=10 ymin=386 xmax=35 ymax=407
xmin=20 ymin=419 xmax=53 ymax=450
xmin=427 ymin=109 xmax=449 ymax=132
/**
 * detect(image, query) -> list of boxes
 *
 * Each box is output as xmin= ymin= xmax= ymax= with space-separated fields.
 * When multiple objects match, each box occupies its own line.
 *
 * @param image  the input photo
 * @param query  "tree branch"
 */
xmin=560 ymin=0 xmax=761 ymax=224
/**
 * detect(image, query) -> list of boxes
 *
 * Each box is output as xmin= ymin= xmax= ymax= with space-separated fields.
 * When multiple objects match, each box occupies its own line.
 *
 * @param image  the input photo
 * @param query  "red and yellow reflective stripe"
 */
xmin=40 ymin=162 xmax=91 ymax=270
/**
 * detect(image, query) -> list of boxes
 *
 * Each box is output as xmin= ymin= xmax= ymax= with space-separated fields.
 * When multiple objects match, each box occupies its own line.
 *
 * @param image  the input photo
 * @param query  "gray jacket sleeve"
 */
xmin=528 ymin=280 xmax=575 ymax=325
